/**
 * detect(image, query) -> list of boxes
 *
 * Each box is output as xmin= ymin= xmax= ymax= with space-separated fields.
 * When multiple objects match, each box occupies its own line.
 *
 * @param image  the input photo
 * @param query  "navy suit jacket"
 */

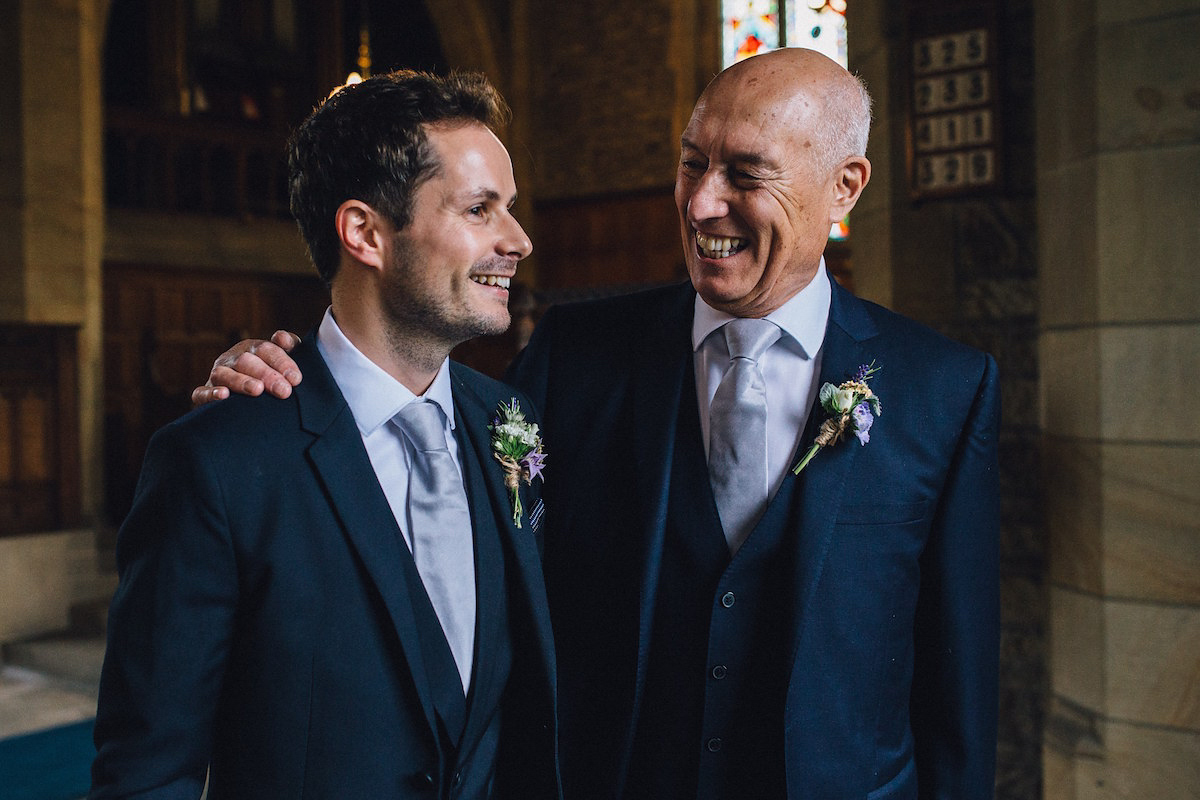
xmin=92 ymin=337 xmax=560 ymax=799
xmin=508 ymin=279 xmax=1000 ymax=799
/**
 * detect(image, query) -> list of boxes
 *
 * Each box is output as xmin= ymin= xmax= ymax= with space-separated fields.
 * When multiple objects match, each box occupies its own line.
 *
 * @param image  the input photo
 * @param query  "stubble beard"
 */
xmin=380 ymin=251 xmax=511 ymax=372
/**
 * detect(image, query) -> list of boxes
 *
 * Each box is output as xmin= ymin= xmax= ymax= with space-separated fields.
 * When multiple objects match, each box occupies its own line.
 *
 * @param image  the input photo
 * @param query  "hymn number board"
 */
xmin=908 ymin=24 xmax=1000 ymax=199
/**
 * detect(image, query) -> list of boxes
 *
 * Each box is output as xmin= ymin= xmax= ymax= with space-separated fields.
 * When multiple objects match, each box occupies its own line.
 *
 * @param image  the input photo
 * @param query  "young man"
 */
xmin=200 ymin=49 xmax=1000 ymax=799
xmin=92 ymin=71 xmax=560 ymax=799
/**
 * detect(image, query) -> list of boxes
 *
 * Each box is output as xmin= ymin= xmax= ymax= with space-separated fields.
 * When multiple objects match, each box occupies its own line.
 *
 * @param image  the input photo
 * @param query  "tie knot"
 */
xmin=395 ymin=400 xmax=449 ymax=453
xmin=723 ymin=317 xmax=780 ymax=362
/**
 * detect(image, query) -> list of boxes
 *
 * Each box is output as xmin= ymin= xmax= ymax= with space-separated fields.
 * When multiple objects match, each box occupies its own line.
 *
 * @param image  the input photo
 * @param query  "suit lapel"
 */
xmin=785 ymin=281 xmax=879 ymax=664
xmin=449 ymin=364 xmax=557 ymax=746
xmin=293 ymin=340 xmax=439 ymax=741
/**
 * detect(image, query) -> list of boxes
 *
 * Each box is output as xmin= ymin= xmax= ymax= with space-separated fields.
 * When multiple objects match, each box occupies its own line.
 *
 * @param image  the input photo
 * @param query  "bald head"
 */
xmin=674 ymin=47 xmax=873 ymax=317
xmin=700 ymin=48 xmax=872 ymax=173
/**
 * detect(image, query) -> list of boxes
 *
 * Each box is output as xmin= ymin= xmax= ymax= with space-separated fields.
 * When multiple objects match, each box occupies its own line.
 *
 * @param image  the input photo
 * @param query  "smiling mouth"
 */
xmin=470 ymin=275 xmax=511 ymax=289
xmin=695 ymin=232 xmax=749 ymax=260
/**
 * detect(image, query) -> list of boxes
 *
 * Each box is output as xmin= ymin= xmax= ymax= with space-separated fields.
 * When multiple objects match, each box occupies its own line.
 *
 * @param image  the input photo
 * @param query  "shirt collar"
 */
xmin=691 ymin=259 xmax=832 ymax=359
xmin=316 ymin=308 xmax=456 ymax=436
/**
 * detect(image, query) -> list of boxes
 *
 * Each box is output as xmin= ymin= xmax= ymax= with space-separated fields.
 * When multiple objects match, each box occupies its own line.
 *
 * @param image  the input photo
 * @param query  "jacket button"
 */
xmin=452 ymin=770 xmax=463 ymax=787
xmin=707 ymin=737 xmax=722 ymax=752
xmin=412 ymin=771 xmax=436 ymax=789
xmin=712 ymin=664 xmax=727 ymax=679
xmin=721 ymin=592 xmax=735 ymax=608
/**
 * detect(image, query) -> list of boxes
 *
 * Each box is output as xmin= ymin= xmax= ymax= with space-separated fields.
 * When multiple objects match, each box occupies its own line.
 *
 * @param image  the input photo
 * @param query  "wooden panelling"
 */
xmin=533 ymin=189 xmax=686 ymax=291
xmin=103 ymin=263 xmax=329 ymax=525
xmin=0 ymin=326 xmax=81 ymax=536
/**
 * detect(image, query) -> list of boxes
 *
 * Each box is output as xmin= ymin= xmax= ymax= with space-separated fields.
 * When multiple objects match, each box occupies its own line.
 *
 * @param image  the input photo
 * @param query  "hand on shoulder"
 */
xmin=192 ymin=330 xmax=304 ymax=405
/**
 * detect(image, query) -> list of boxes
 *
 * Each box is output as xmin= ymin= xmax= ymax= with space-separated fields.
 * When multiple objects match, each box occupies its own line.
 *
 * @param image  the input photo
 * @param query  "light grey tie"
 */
xmin=394 ymin=400 xmax=476 ymax=693
xmin=708 ymin=318 xmax=781 ymax=555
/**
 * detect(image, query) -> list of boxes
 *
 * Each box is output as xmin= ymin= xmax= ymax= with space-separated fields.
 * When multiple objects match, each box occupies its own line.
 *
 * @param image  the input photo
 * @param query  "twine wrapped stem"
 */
xmin=495 ymin=453 xmax=525 ymax=526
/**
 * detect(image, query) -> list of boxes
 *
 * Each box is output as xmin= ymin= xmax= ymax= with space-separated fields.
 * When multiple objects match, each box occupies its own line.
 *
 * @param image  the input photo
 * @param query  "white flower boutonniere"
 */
xmin=488 ymin=398 xmax=547 ymax=528
xmin=792 ymin=361 xmax=882 ymax=475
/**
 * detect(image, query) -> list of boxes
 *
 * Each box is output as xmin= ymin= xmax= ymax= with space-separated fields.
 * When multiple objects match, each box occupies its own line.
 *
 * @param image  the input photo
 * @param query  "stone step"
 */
xmin=2 ymin=633 xmax=105 ymax=690
xmin=0 ymin=664 xmax=97 ymax=741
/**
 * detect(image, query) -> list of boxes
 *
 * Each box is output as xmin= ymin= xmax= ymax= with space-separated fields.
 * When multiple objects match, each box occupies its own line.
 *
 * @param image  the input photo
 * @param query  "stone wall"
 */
xmin=1038 ymin=1 xmax=1200 ymax=797
xmin=0 ymin=531 xmax=115 ymax=642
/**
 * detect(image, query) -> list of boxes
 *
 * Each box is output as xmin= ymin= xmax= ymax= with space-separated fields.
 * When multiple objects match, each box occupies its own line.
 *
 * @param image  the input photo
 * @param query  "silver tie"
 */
xmin=708 ymin=318 xmax=781 ymax=555
xmin=394 ymin=400 xmax=476 ymax=693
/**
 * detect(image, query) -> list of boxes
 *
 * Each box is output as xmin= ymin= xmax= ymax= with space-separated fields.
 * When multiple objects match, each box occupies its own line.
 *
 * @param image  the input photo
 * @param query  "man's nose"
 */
xmin=686 ymin=169 xmax=729 ymax=223
xmin=499 ymin=213 xmax=533 ymax=260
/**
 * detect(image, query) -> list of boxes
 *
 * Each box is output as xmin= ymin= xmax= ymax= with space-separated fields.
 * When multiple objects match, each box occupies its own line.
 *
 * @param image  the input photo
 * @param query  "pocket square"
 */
xmin=529 ymin=498 xmax=545 ymax=533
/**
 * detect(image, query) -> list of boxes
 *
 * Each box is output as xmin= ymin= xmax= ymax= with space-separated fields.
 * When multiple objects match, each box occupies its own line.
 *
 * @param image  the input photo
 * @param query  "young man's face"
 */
xmin=381 ymin=121 xmax=531 ymax=346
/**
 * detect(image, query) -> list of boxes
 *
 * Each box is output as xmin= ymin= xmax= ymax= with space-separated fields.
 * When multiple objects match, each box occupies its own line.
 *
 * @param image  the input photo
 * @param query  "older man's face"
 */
xmin=674 ymin=71 xmax=842 ymax=318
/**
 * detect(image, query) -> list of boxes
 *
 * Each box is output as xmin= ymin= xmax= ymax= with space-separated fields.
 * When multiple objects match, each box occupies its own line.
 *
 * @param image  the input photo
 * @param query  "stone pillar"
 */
xmin=845 ymin=1 xmax=895 ymax=307
xmin=1038 ymin=2 xmax=1200 ymax=797
xmin=0 ymin=0 xmax=106 ymax=521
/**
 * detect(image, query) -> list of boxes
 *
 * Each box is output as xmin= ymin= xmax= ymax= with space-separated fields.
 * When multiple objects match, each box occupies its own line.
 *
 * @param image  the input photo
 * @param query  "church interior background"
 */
xmin=0 ymin=1 xmax=1197 ymax=797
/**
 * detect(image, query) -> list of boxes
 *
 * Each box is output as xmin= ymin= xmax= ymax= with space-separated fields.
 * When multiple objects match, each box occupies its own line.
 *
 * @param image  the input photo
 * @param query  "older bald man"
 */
xmin=198 ymin=48 xmax=1000 ymax=800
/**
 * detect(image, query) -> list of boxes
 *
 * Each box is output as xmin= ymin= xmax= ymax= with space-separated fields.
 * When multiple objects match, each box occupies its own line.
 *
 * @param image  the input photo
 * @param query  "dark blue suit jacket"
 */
xmin=92 ymin=338 xmax=560 ymax=799
xmin=508 ymin=279 xmax=1000 ymax=799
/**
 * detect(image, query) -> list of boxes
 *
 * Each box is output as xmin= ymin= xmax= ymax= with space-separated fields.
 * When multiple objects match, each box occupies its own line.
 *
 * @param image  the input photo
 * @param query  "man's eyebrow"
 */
xmin=679 ymin=137 xmax=777 ymax=171
xmin=458 ymin=187 xmax=501 ymax=202
xmin=456 ymin=187 xmax=519 ymax=207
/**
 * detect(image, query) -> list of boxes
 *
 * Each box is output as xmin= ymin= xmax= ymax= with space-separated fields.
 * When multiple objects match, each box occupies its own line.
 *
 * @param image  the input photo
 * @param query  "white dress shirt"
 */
xmin=316 ymin=308 xmax=466 ymax=551
xmin=693 ymin=261 xmax=832 ymax=499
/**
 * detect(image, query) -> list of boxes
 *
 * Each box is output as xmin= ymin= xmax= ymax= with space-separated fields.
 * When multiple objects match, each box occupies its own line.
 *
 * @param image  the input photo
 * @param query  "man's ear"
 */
xmin=335 ymin=199 xmax=389 ymax=272
xmin=830 ymin=156 xmax=871 ymax=221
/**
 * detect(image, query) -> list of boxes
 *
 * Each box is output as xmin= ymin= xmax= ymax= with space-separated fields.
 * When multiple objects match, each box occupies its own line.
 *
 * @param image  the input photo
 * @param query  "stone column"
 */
xmin=1038 ymin=2 xmax=1200 ymax=797
xmin=0 ymin=0 xmax=106 ymax=520
xmin=845 ymin=1 xmax=896 ymax=307
xmin=0 ymin=0 xmax=108 ymax=639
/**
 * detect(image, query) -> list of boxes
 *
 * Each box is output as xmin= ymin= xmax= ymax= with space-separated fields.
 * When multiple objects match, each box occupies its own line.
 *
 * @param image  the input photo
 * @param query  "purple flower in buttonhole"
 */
xmin=520 ymin=450 xmax=547 ymax=483
xmin=852 ymin=402 xmax=874 ymax=445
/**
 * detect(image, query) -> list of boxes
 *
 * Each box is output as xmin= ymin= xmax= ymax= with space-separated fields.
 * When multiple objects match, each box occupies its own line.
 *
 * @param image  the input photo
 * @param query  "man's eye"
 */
xmin=468 ymin=205 xmax=485 ymax=216
xmin=681 ymin=159 xmax=704 ymax=171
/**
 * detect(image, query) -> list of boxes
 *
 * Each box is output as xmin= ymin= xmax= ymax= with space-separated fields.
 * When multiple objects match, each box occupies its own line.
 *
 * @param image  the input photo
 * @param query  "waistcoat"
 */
xmin=626 ymin=379 xmax=797 ymax=799
xmin=397 ymin=424 xmax=514 ymax=800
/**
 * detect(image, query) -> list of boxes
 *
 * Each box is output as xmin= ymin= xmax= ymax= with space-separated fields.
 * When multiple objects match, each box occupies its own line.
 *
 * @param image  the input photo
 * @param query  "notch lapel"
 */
xmin=293 ymin=341 xmax=439 ymax=742
xmin=449 ymin=364 xmax=557 ymax=750
xmin=786 ymin=283 xmax=879 ymax=665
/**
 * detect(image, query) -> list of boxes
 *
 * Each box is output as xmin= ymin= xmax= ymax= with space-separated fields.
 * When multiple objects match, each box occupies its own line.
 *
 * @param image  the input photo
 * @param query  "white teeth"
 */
xmin=695 ymin=232 xmax=747 ymax=259
xmin=471 ymin=275 xmax=511 ymax=289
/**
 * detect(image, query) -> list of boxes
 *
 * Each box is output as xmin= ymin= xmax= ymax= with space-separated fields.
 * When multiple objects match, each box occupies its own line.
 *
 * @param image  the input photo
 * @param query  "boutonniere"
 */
xmin=488 ymin=398 xmax=547 ymax=528
xmin=792 ymin=361 xmax=881 ymax=475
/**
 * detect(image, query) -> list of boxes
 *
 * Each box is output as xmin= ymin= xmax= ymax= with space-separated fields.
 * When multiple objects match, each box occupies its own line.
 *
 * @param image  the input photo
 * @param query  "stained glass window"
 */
xmin=723 ymin=1 xmax=780 ymax=67
xmin=785 ymin=0 xmax=847 ymax=68
xmin=721 ymin=0 xmax=850 ymax=240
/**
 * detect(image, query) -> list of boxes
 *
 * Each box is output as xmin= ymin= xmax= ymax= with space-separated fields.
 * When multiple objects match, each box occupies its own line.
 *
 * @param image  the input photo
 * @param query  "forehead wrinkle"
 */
xmin=681 ymin=121 xmax=785 ymax=174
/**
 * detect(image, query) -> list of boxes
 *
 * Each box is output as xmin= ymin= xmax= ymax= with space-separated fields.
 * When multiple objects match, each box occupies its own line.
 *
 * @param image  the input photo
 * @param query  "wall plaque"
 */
xmin=907 ymin=11 xmax=1001 ymax=200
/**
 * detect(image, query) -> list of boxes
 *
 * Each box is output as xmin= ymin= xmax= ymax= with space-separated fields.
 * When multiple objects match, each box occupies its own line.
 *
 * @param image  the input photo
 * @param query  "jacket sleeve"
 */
xmin=910 ymin=353 xmax=1002 ymax=799
xmin=90 ymin=422 xmax=239 ymax=800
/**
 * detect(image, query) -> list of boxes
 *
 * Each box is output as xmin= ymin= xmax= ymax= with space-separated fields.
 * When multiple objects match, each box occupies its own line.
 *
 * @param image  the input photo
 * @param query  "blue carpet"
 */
xmin=0 ymin=719 xmax=93 ymax=800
